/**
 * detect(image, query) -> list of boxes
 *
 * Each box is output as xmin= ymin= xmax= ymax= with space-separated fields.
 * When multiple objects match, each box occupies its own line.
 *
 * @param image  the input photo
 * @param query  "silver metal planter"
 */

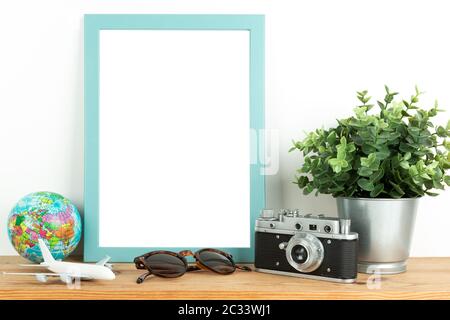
xmin=336 ymin=197 xmax=419 ymax=274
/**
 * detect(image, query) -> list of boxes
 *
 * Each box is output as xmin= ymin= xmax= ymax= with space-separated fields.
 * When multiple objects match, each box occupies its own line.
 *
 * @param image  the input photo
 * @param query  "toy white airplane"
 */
xmin=3 ymin=239 xmax=115 ymax=284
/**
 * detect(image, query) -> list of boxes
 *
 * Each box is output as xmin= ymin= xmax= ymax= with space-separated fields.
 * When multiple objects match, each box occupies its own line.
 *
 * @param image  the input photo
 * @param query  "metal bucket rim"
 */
xmin=336 ymin=197 xmax=420 ymax=202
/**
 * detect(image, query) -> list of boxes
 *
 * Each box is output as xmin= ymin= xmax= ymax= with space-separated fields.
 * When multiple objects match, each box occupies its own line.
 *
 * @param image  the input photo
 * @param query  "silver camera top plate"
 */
xmin=256 ymin=209 xmax=358 ymax=240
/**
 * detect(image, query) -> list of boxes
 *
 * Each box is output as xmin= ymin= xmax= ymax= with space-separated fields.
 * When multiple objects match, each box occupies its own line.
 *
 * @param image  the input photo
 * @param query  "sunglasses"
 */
xmin=134 ymin=248 xmax=251 ymax=284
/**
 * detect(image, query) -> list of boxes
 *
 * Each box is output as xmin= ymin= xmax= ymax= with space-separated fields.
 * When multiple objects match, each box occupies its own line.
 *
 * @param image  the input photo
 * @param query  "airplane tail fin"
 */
xmin=38 ymin=239 xmax=55 ymax=264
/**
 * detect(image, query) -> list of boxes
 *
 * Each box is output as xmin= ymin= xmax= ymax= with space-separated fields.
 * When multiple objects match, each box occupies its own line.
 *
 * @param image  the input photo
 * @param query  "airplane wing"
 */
xmin=18 ymin=264 xmax=48 ymax=268
xmin=3 ymin=272 xmax=91 ymax=283
xmin=96 ymin=256 xmax=112 ymax=269
xmin=3 ymin=272 xmax=59 ymax=277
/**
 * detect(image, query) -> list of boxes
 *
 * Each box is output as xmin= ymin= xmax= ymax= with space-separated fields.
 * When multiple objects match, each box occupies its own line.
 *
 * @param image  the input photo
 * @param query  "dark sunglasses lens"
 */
xmin=198 ymin=251 xmax=235 ymax=274
xmin=145 ymin=253 xmax=186 ymax=277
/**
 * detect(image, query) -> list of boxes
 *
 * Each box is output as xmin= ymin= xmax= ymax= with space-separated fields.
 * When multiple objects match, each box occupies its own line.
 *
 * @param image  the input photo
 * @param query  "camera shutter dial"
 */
xmin=285 ymin=233 xmax=324 ymax=273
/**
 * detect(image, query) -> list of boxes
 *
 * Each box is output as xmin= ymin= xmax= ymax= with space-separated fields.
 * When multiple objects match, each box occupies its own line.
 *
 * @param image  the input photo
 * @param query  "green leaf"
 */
xmin=334 ymin=137 xmax=348 ymax=161
xmin=393 ymin=169 xmax=403 ymax=183
xmin=377 ymin=101 xmax=385 ymax=109
xmin=357 ymin=166 xmax=373 ymax=177
xmin=303 ymin=148 xmax=310 ymax=156
xmin=428 ymin=108 xmax=438 ymax=117
xmin=375 ymin=146 xmax=391 ymax=160
xmin=328 ymin=158 xmax=348 ymax=174
xmin=432 ymin=179 xmax=445 ymax=190
xmin=444 ymin=140 xmax=450 ymax=151
xmin=360 ymin=153 xmax=380 ymax=170
xmin=404 ymin=179 xmax=425 ymax=196
xmin=444 ymin=176 xmax=450 ymax=186
xmin=424 ymin=180 xmax=434 ymax=189
xmin=370 ymin=183 xmax=384 ymax=197
xmin=327 ymin=131 xmax=336 ymax=146
xmin=357 ymin=178 xmax=375 ymax=191
xmin=402 ymin=100 xmax=410 ymax=108
xmin=402 ymin=110 xmax=411 ymax=117
xmin=399 ymin=143 xmax=416 ymax=153
xmin=407 ymin=127 xmax=421 ymax=137
xmin=361 ymin=153 xmax=375 ymax=167
xmin=389 ymin=190 xmax=403 ymax=199
xmin=336 ymin=148 xmax=346 ymax=160
xmin=297 ymin=176 xmax=309 ymax=188
xmin=425 ymin=191 xmax=439 ymax=196
xmin=390 ymin=182 xmax=405 ymax=196
xmin=427 ymin=161 xmax=439 ymax=170
xmin=328 ymin=185 xmax=345 ymax=193
xmin=354 ymin=106 xmax=368 ymax=119
xmin=369 ymin=169 xmax=384 ymax=183
xmin=303 ymin=184 xmax=315 ymax=195
xmin=420 ymin=173 xmax=432 ymax=180
xmin=362 ymin=143 xmax=377 ymax=154
xmin=399 ymin=161 xmax=410 ymax=170
xmin=403 ymin=152 xmax=411 ymax=161
xmin=437 ymin=126 xmax=448 ymax=137
xmin=335 ymin=173 xmax=350 ymax=181
xmin=408 ymin=164 xmax=418 ymax=176
xmin=347 ymin=142 xmax=356 ymax=153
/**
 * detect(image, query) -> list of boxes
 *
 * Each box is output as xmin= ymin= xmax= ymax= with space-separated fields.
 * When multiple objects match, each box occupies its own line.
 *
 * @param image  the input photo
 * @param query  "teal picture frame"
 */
xmin=84 ymin=14 xmax=265 ymax=262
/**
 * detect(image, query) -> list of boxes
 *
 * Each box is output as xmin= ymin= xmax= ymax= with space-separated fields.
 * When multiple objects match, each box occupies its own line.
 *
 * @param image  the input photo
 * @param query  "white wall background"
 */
xmin=0 ymin=0 xmax=449 ymax=256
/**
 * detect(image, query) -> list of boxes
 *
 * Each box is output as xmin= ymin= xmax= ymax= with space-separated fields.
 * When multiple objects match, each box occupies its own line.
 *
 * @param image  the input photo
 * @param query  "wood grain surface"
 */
xmin=1 ymin=256 xmax=450 ymax=300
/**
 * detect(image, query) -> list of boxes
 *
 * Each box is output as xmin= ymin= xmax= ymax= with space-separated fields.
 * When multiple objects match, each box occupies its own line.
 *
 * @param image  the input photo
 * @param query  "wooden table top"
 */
xmin=1 ymin=256 xmax=450 ymax=300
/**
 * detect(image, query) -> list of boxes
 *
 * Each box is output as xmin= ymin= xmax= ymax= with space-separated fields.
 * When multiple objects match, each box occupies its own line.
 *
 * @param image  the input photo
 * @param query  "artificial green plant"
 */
xmin=290 ymin=86 xmax=450 ymax=198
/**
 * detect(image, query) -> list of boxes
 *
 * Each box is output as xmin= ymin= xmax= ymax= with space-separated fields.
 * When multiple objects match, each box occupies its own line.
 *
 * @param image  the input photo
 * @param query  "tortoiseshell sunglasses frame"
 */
xmin=134 ymin=248 xmax=251 ymax=284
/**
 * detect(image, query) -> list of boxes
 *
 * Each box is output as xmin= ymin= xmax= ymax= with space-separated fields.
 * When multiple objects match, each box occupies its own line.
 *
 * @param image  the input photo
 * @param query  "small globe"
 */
xmin=7 ymin=192 xmax=82 ymax=263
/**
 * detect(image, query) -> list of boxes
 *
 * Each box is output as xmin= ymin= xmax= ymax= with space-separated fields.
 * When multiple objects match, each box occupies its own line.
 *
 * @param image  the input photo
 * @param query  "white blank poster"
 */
xmin=99 ymin=30 xmax=250 ymax=247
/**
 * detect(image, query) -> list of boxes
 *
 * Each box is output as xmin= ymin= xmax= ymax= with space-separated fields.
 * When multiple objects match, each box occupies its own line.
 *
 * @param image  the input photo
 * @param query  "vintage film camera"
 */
xmin=255 ymin=209 xmax=358 ymax=283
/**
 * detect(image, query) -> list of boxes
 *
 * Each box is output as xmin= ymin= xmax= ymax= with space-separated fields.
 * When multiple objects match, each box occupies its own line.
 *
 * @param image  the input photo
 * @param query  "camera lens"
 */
xmin=286 ymin=233 xmax=324 ymax=273
xmin=291 ymin=245 xmax=308 ymax=264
